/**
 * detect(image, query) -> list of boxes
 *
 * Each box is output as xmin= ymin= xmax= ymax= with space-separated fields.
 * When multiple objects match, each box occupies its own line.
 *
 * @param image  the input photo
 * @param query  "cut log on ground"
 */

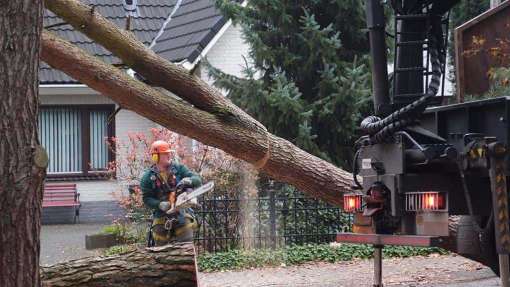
xmin=41 ymin=243 xmax=197 ymax=287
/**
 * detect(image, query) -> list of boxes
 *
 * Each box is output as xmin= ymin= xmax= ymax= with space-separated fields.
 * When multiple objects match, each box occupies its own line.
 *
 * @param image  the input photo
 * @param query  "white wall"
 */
xmin=40 ymin=93 xmax=114 ymax=105
xmin=201 ymin=24 xmax=250 ymax=86
xmin=74 ymin=180 xmax=120 ymax=202
xmin=115 ymin=109 xmax=157 ymax=149
xmin=40 ymin=93 xmax=158 ymax=201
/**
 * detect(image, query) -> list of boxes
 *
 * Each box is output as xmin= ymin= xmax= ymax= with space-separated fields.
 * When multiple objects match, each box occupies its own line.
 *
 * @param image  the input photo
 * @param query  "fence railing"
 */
xmin=193 ymin=188 xmax=352 ymax=253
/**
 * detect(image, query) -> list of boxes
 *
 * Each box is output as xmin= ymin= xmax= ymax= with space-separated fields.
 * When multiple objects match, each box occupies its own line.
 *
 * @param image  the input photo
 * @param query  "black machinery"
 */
xmin=337 ymin=1 xmax=510 ymax=286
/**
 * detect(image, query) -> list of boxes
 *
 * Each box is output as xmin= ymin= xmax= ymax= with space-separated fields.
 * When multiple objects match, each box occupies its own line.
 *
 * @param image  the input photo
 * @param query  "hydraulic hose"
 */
xmin=360 ymin=27 xmax=444 ymax=143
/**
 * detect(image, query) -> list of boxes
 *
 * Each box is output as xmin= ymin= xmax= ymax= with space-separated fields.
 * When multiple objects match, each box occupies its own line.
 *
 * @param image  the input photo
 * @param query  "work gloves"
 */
xmin=159 ymin=201 xmax=171 ymax=212
xmin=176 ymin=177 xmax=193 ymax=189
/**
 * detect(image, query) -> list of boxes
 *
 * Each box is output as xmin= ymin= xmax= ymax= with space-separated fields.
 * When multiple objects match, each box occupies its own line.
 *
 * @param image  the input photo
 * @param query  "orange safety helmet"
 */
xmin=150 ymin=140 xmax=172 ymax=163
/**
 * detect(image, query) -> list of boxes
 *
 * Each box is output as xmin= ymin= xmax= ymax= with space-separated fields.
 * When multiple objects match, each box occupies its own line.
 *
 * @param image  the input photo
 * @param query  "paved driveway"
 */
xmin=40 ymin=223 xmax=106 ymax=265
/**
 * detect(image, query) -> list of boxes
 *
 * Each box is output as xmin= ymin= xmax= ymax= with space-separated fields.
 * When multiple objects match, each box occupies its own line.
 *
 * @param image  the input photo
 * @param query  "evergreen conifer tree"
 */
xmin=208 ymin=0 xmax=371 ymax=169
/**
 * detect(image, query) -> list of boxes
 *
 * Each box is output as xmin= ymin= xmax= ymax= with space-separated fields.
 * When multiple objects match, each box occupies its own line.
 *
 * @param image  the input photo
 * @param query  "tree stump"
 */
xmin=41 ymin=243 xmax=198 ymax=287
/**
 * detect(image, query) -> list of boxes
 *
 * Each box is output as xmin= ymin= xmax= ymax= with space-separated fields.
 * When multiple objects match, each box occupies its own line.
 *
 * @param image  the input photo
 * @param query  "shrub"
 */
xmin=101 ymin=220 xmax=146 ymax=244
xmin=197 ymin=243 xmax=448 ymax=272
xmin=107 ymin=128 xmax=243 ymax=224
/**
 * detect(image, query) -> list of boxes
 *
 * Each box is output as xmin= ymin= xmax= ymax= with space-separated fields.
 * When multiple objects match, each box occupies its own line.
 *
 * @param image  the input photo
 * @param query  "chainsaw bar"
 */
xmin=180 ymin=181 xmax=214 ymax=204
xmin=167 ymin=181 xmax=215 ymax=214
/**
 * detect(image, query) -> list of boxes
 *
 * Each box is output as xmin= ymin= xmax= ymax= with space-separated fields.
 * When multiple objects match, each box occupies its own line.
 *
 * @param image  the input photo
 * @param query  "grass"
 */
xmin=103 ymin=244 xmax=138 ymax=256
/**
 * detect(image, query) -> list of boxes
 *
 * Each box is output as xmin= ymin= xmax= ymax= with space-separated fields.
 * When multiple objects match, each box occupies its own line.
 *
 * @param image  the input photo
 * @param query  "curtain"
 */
xmin=89 ymin=110 xmax=109 ymax=170
xmin=38 ymin=107 xmax=82 ymax=173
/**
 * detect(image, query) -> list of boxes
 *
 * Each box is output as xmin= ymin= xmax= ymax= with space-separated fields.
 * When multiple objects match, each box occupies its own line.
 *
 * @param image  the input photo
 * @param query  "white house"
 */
xmin=40 ymin=0 xmax=249 ymax=223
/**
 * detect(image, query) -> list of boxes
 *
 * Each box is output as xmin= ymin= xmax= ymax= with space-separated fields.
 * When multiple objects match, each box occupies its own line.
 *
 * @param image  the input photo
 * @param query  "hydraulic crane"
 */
xmin=337 ymin=1 xmax=510 ymax=286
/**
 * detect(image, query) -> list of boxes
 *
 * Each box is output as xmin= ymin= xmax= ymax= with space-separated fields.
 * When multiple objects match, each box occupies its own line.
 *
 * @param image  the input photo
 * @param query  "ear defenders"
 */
xmin=151 ymin=153 xmax=159 ymax=164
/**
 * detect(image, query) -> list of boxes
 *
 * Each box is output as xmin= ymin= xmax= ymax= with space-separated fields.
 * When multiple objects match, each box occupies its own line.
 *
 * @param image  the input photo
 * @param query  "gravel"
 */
xmin=199 ymin=254 xmax=500 ymax=287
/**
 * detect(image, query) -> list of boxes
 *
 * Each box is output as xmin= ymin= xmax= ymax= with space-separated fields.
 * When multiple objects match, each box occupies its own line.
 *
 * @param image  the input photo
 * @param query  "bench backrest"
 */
xmin=43 ymin=184 xmax=78 ymax=202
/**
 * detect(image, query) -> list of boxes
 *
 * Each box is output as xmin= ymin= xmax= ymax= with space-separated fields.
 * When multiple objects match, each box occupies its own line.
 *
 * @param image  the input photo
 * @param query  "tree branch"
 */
xmin=43 ymin=0 xmax=261 ymax=130
xmin=41 ymin=30 xmax=349 ymax=206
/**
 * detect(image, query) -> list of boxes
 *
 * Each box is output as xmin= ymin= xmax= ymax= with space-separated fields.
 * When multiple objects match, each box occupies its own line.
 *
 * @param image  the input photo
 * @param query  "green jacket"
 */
xmin=140 ymin=161 xmax=202 ymax=218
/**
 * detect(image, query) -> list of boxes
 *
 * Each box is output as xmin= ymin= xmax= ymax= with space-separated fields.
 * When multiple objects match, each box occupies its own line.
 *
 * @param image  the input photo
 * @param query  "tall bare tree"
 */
xmin=0 ymin=1 xmax=46 ymax=286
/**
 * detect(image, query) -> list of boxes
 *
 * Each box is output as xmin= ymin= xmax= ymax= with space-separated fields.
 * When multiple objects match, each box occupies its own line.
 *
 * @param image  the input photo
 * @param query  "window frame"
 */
xmin=40 ymin=104 xmax=116 ymax=180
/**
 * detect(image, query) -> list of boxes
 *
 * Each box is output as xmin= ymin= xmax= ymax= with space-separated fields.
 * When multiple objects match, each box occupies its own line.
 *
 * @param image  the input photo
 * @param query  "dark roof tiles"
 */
xmin=41 ymin=0 xmax=228 ymax=84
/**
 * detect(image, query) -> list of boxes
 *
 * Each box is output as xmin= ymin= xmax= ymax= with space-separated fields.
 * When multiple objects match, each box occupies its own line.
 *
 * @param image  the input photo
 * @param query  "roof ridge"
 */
xmin=149 ymin=0 xmax=184 ymax=49
xmin=41 ymin=0 xmax=232 ymax=84
xmin=160 ymin=13 xmax=221 ymax=34
xmin=171 ymin=4 xmax=215 ymax=19
xmin=151 ymin=27 xmax=213 ymax=43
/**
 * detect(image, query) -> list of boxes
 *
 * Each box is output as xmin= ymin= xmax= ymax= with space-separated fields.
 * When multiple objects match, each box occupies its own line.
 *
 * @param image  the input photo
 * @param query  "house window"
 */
xmin=38 ymin=105 xmax=115 ymax=178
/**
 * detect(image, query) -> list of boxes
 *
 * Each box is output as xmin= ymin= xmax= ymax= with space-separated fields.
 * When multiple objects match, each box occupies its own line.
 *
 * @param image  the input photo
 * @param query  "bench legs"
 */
xmin=74 ymin=207 xmax=80 ymax=224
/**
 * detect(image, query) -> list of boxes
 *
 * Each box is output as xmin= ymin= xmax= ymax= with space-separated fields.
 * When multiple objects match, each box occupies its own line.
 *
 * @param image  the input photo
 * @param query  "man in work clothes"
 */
xmin=141 ymin=140 xmax=202 ymax=245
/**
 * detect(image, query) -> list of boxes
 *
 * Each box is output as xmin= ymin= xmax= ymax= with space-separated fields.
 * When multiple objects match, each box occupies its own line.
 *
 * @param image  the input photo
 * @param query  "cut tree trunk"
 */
xmin=41 ymin=243 xmax=198 ymax=287
xmin=0 ymin=1 xmax=46 ymax=287
xmin=40 ymin=31 xmax=351 ymax=207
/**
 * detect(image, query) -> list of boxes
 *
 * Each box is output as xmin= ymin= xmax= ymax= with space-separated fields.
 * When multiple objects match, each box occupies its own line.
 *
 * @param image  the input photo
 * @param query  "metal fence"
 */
xmin=193 ymin=187 xmax=352 ymax=253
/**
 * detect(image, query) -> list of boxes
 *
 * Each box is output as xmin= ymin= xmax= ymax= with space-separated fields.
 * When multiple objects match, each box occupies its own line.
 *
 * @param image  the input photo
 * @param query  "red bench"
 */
xmin=43 ymin=183 xmax=81 ymax=223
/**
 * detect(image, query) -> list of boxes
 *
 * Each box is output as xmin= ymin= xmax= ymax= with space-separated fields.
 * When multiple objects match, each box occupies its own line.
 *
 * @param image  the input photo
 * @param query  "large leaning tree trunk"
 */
xmin=40 ymin=0 xmax=495 ymax=272
xmin=41 ymin=243 xmax=197 ymax=287
xmin=0 ymin=1 xmax=46 ymax=287
xmin=41 ymin=0 xmax=354 ymax=207
xmin=40 ymin=31 xmax=351 ymax=207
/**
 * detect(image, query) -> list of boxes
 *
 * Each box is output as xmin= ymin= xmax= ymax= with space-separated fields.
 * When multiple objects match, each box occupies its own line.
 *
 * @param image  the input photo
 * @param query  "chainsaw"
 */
xmin=166 ymin=181 xmax=214 ymax=215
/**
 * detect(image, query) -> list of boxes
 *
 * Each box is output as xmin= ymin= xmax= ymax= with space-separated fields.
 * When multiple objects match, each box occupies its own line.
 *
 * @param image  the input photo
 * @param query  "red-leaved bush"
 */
xmin=107 ymin=128 xmax=241 ymax=222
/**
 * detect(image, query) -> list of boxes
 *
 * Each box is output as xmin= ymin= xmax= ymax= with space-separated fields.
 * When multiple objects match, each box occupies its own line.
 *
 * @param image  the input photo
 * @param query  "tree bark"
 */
xmin=41 ymin=243 xmax=198 ymax=287
xmin=40 ymin=31 xmax=351 ymax=206
xmin=0 ymin=1 xmax=46 ymax=286
xmin=44 ymin=0 xmax=263 ymax=131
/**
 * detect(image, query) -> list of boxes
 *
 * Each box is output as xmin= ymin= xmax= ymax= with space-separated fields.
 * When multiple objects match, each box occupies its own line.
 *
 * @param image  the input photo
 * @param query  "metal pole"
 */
xmin=365 ymin=0 xmax=390 ymax=116
xmin=373 ymin=245 xmax=383 ymax=287
xmin=269 ymin=186 xmax=276 ymax=248
xmin=500 ymin=254 xmax=510 ymax=287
